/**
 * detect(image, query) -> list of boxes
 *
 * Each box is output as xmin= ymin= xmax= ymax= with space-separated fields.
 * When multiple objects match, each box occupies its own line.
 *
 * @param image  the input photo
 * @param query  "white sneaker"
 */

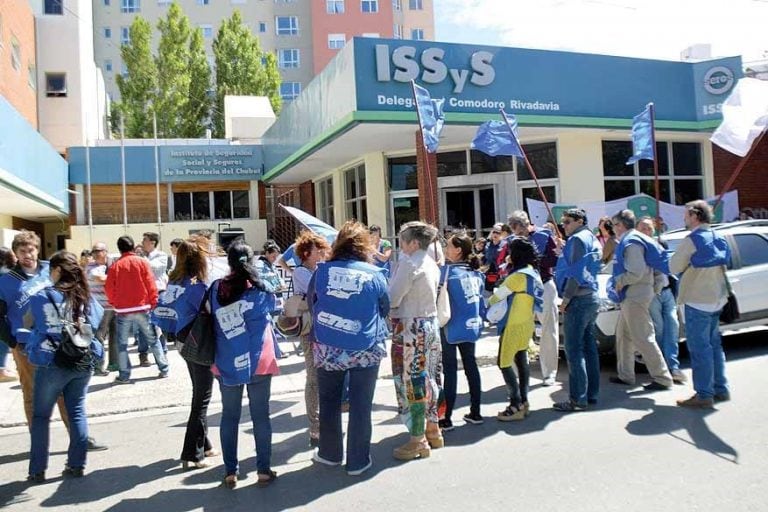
xmin=312 ymin=450 xmax=342 ymax=467
xmin=347 ymin=458 xmax=372 ymax=476
xmin=542 ymin=376 xmax=556 ymax=386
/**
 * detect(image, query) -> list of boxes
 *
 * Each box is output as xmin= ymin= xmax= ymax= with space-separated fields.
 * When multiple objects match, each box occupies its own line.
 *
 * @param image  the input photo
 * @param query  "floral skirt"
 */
xmin=390 ymin=316 xmax=442 ymax=437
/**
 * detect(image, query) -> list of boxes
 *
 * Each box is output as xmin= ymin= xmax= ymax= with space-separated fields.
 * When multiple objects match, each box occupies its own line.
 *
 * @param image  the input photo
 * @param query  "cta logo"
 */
xmin=375 ymin=44 xmax=495 ymax=94
xmin=703 ymin=66 xmax=734 ymax=95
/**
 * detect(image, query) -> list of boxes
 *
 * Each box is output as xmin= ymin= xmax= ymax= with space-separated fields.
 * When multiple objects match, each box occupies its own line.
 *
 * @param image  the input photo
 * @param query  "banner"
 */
xmin=526 ymin=191 xmax=740 ymax=232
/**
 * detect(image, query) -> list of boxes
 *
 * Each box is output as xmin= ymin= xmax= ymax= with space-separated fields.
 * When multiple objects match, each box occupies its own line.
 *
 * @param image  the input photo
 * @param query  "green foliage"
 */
xmin=182 ymin=27 xmax=212 ymax=138
xmin=115 ymin=17 xmax=157 ymax=138
xmin=212 ymin=10 xmax=282 ymax=138
xmin=155 ymin=1 xmax=192 ymax=137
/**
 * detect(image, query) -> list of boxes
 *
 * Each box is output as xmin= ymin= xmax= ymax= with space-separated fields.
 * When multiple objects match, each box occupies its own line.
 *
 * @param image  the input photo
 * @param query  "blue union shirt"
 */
xmin=440 ymin=262 xmax=486 ymax=344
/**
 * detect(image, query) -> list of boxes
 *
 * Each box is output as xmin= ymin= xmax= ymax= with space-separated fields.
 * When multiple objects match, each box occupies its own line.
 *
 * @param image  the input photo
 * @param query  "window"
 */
xmin=393 ymin=24 xmax=402 ymax=39
xmin=104 ymin=27 xmax=112 ymax=38
xmin=602 ymin=141 xmax=703 ymax=204
xmin=517 ymin=142 xmax=558 ymax=180
xmin=258 ymin=22 xmax=266 ymax=33
xmin=278 ymin=49 xmax=300 ymax=68
xmin=104 ymin=59 xmax=113 ymax=72
xmin=279 ymin=81 xmax=301 ymax=100
xmin=328 ymin=34 xmax=345 ymax=50
xmin=28 ymin=64 xmax=36 ymax=89
xmin=197 ymin=0 xmax=210 ymax=4
xmin=393 ymin=0 xmax=401 ymax=11
xmin=362 ymin=32 xmax=380 ymax=38
xmin=121 ymin=26 xmax=130 ymax=45
xmin=389 ymin=156 xmax=418 ymax=191
xmin=11 ymin=37 xmax=21 ymax=71
xmin=327 ymin=0 xmax=344 ymax=13
xmin=104 ymin=0 xmax=110 ymax=5
xmin=121 ymin=62 xmax=128 ymax=76
xmin=437 ymin=151 xmax=468 ymax=177
xmin=44 ymin=0 xmax=64 ymax=15
xmin=361 ymin=0 xmax=378 ymax=13
xmin=409 ymin=0 xmax=423 ymax=9
xmin=411 ymin=28 xmax=424 ymax=40
xmin=734 ymin=234 xmax=768 ymax=267
xmin=45 ymin=73 xmax=67 ymax=97
xmin=275 ymin=16 xmax=298 ymax=35
xmin=121 ymin=0 xmax=140 ymax=13
xmin=316 ymin=177 xmax=334 ymax=225
xmin=345 ymin=165 xmax=367 ymax=224
xmin=174 ymin=190 xmax=250 ymax=221
xmin=199 ymin=24 xmax=213 ymax=38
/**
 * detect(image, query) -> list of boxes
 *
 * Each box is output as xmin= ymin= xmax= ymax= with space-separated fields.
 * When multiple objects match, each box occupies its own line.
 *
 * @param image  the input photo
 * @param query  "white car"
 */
xmin=588 ymin=220 xmax=768 ymax=352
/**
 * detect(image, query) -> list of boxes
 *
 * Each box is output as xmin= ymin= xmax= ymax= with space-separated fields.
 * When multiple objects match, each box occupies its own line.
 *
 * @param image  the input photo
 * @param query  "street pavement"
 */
xmin=1 ymin=330 xmax=767 ymax=511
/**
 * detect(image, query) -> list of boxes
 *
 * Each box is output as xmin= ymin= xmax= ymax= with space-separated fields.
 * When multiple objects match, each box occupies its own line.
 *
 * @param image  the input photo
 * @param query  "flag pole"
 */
xmin=120 ymin=115 xmax=128 ymax=229
xmin=500 ymin=109 xmax=564 ymax=240
xmin=712 ymin=127 xmax=767 ymax=210
xmin=648 ymin=103 xmax=662 ymax=237
xmin=410 ymin=80 xmax=437 ymax=226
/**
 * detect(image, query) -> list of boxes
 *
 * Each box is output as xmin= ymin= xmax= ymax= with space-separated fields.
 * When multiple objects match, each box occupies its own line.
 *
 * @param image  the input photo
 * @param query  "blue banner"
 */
xmin=627 ymin=105 xmax=654 ymax=164
xmin=413 ymin=81 xmax=445 ymax=153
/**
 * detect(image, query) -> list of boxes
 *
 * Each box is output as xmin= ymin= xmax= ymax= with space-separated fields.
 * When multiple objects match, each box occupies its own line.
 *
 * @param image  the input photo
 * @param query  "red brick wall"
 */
xmin=0 ymin=1 xmax=37 ymax=128
xmin=713 ymin=135 xmax=768 ymax=214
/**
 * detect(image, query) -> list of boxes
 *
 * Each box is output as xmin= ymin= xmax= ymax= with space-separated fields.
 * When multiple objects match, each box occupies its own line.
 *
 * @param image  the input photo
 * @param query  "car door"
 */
xmin=728 ymin=232 xmax=768 ymax=319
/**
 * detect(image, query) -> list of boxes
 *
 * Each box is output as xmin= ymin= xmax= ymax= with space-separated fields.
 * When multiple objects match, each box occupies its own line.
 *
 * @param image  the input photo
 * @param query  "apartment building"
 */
xmin=92 ymin=0 xmax=435 ymax=103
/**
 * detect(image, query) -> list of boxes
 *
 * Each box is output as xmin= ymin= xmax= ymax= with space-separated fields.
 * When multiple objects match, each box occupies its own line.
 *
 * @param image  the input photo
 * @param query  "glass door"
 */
xmin=442 ymin=187 xmax=496 ymax=237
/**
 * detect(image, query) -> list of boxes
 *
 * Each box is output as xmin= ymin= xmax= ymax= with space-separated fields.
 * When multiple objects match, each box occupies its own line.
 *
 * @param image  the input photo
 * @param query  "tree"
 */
xmin=155 ymin=1 xmax=192 ymax=137
xmin=182 ymin=27 xmax=212 ymax=138
xmin=114 ymin=17 xmax=158 ymax=138
xmin=212 ymin=10 xmax=282 ymax=138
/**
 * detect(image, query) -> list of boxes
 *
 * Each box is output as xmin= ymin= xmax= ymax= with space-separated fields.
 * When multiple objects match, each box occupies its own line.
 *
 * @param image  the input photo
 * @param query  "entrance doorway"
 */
xmin=442 ymin=187 xmax=496 ymax=237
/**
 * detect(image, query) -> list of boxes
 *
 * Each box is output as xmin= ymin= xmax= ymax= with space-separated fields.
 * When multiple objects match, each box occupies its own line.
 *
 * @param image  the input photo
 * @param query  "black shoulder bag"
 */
xmin=179 ymin=283 xmax=216 ymax=367
xmin=45 ymin=290 xmax=94 ymax=372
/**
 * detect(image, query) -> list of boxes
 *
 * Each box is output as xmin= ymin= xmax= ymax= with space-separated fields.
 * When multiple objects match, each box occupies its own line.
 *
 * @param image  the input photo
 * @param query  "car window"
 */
xmin=734 ymin=234 xmax=768 ymax=267
xmin=663 ymin=238 xmax=683 ymax=253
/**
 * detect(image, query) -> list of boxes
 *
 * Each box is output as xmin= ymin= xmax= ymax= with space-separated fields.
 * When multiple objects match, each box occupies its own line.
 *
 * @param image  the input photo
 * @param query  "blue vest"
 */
xmin=689 ymin=228 xmax=731 ymax=268
xmin=0 ymin=262 xmax=51 ymax=345
xmin=609 ymin=230 xmax=671 ymax=303
xmin=441 ymin=263 xmax=486 ymax=344
xmin=152 ymin=277 xmax=208 ymax=335
xmin=309 ymin=259 xmax=389 ymax=351
xmin=554 ymin=229 xmax=601 ymax=296
xmin=529 ymin=229 xmax=552 ymax=257
xmin=25 ymin=288 xmax=104 ymax=367
xmin=211 ymin=282 xmax=276 ymax=386
xmin=497 ymin=266 xmax=545 ymax=334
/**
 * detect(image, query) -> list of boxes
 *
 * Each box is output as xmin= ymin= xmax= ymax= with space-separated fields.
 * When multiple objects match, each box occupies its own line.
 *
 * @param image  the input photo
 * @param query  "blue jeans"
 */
xmin=137 ymin=321 xmax=167 ymax=354
xmin=116 ymin=312 xmax=168 ymax=380
xmin=29 ymin=365 xmax=91 ymax=475
xmin=219 ymin=374 xmax=272 ymax=476
xmin=684 ymin=305 xmax=729 ymax=399
xmin=0 ymin=341 xmax=9 ymax=368
xmin=649 ymin=288 xmax=681 ymax=372
xmin=563 ymin=294 xmax=600 ymax=406
xmin=317 ymin=365 xmax=379 ymax=472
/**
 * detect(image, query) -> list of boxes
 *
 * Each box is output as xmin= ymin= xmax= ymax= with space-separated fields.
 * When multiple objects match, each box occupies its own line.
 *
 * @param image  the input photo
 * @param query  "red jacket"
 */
xmin=105 ymin=253 xmax=158 ymax=314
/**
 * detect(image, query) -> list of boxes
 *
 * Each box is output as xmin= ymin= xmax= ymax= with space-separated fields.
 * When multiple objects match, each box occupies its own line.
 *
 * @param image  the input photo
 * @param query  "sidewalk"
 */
xmin=0 ymin=329 xmax=515 ymax=428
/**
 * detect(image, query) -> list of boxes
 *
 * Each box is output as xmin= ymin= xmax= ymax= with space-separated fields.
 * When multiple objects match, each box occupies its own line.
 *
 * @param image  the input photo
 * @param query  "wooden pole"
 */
xmin=411 ymin=80 xmax=438 ymax=225
xmin=500 ymin=109 xmax=564 ymax=240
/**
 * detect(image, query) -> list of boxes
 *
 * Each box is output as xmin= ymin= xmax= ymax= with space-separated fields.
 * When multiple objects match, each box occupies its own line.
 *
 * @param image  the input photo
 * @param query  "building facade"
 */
xmin=260 ymin=38 xmax=751 ymax=237
xmin=91 ymin=0 xmax=435 ymax=103
xmin=0 ymin=1 xmax=70 ymax=254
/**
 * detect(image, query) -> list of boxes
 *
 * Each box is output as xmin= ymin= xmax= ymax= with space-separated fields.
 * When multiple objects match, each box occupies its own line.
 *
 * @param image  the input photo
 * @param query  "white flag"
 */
xmin=710 ymin=78 xmax=768 ymax=157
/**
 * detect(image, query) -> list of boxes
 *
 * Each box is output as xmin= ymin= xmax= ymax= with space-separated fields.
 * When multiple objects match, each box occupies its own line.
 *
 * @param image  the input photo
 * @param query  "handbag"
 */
xmin=437 ymin=268 xmax=452 ymax=327
xmin=180 ymin=285 xmax=216 ymax=366
xmin=486 ymin=298 xmax=508 ymax=324
xmin=719 ymin=267 xmax=739 ymax=324
xmin=277 ymin=294 xmax=312 ymax=337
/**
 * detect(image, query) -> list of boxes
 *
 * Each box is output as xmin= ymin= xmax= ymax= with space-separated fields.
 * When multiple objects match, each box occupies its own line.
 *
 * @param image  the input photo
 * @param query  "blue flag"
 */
xmin=471 ymin=120 xmax=524 ymax=158
xmin=413 ymin=82 xmax=445 ymax=153
xmin=627 ymin=105 xmax=654 ymax=164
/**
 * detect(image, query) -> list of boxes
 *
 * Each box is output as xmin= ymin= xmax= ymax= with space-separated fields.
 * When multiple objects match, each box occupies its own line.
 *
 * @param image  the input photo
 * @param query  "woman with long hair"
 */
xmin=438 ymin=233 xmax=486 ymax=431
xmin=291 ymin=231 xmax=331 ymax=447
xmin=488 ymin=238 xmax=543 ymax=421
xmin=597 ymin=216 xmax=618 ymax=265
xmin=211 ymin=243 xmax=280 ymax=489
xmin=389 ymin=221 xmax=443 ymax=461
xmin=306 ymin=221 xmax=389 ymax=476
xmin=151 ymin=240 xmax=218 ymax=470
xmin=25 ymin=251 xmax=104 ymax=482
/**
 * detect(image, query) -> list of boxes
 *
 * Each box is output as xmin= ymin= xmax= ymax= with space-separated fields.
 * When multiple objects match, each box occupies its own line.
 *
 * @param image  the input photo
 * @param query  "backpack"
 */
xmin=45 ymin=291 xmax=94 ymax=372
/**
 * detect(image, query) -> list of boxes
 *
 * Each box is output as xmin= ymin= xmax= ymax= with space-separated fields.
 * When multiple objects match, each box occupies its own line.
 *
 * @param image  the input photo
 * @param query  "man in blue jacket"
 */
xmin=0 ymin=231 xmax=106 ymax=451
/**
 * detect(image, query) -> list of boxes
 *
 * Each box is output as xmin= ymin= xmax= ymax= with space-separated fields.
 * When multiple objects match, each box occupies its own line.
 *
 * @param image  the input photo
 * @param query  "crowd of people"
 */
xmin=0 ymin=199 xmax=733 ymax=486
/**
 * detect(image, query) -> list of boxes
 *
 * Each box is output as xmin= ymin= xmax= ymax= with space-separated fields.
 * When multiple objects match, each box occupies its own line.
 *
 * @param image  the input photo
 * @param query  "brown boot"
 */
xmin=393 ymin=439 xmax=431 ymax=461
xmin=139 ymin=353 xmax=151 ymax=367
xmin=676 ymin=394 xmax=714 ymax=409
xmin=425 ymin=423 xmax=444 ymax=449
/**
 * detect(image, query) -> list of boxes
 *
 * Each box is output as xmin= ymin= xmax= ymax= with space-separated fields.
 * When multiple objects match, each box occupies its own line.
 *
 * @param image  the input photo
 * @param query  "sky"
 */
xmin=435 ymin=0 xmax=768 ymax=64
